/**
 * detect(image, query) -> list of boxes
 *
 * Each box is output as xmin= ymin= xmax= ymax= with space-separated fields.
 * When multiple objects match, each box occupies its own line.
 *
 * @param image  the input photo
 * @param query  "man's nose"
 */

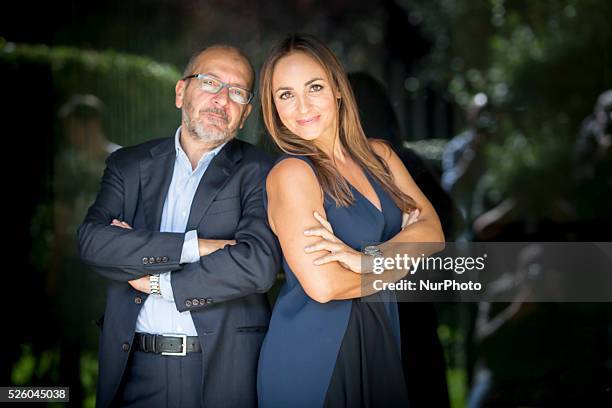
xmin=212 ymin=86 xmax=230 ymax=106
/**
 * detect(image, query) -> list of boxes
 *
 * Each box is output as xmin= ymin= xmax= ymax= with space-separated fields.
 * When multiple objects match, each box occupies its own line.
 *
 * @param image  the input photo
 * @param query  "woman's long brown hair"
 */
xmin=260 ymin=33 xmax=418 ymax=213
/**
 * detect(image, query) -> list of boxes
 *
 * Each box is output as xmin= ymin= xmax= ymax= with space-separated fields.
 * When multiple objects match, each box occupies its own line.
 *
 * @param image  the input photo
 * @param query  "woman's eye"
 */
xmin=279 ymin=91 xmax=292 ymax=100
xmin=310 ymin=84 xmax=323 ymax=92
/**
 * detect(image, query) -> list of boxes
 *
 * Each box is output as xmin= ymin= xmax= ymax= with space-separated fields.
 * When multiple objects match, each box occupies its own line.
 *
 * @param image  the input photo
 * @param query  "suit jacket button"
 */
xmin=142 ymin=257 xmax=149 ymax=265
xmin=185 ymin=300 xmax=192 ymax=307
xmin=192 ymin=299 xmax=200 ymax=306
xmin=149 ymin=257 xmax=156 ymax=264
xmin=155 ymin=257 xmax=162 ymax=263
xmin=199 ymin=298 xmax=206 ymax=305
xmin=122 ymin=343 xmax=130 ymax=352
xmin=162 ymin=256 xmax=169 ymax=263
xmin=205 ymin=298 xmax=213 ymax=304
xmin=134 ymin=297 xmax=142 ymax=304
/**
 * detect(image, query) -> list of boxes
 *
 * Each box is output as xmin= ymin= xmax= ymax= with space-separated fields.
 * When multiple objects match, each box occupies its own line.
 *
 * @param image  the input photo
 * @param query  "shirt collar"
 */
xmin=174 ymin=126 xmax=228 ymax=172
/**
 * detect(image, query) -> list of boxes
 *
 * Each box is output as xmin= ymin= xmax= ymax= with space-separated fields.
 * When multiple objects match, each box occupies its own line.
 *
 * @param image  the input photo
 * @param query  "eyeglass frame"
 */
xmin=182 ymin=73 xmax=254 ymax=105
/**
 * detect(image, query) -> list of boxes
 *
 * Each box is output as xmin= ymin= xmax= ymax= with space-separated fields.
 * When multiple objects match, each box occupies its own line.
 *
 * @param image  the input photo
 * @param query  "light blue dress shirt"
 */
xmin=135 ymin=127 xmax=226 ymax=336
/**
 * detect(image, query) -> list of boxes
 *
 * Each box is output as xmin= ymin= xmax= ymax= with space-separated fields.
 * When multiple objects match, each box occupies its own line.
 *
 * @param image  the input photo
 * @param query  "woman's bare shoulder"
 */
xmin=267 ymin=157 xmax=321 ymax=198
xmin=368 ymin=138 xmax=394 ymax=161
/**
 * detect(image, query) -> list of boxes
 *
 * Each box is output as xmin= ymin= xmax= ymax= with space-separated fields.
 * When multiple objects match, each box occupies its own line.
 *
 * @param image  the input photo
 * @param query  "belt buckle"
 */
xmin=161 ymin=334 xmax=187 ymax=356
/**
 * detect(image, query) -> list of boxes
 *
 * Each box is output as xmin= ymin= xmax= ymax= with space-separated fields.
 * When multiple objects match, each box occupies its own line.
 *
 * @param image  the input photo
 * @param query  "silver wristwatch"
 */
xmin=149 ymin=274 xmax=162 ymax=296
xmin=363 ymin=245 xmax=383 ymax=258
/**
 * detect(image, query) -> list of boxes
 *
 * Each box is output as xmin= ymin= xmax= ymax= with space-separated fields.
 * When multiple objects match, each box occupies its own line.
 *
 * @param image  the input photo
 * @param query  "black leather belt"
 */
xmin=134 ymin=333 xmax=201 ymax=356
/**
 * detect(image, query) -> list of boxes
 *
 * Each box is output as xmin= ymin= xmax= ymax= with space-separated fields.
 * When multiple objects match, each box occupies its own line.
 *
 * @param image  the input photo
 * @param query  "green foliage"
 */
xmin=484 ymin=127 xmax=573 ymax=212
xmin=12 ymin=344 xmax=60 ymax=385
xmin=405 ymin=138 xmax=447 ymax=165
xmin=11 ymin=344 xmax=36 ymax=385
xmin=438 ymin=324 xmax=467 ymax=408
xmin=441 ymin=0 xmax=612 ymax=117
xmin=0 ymin=39 xmax=182 ymax=146
xmin=408 ymin=0 xmax=612 ymax=201
xmin=81 ymin=352 xmax=99 ymax=408
xmin=447 ymin=367 xmax=467 ymax=408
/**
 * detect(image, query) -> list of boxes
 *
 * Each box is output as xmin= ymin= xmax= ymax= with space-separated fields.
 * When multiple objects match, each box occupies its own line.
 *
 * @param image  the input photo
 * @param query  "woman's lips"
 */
xmin=296 ymin=115 xmax=320 ymax=126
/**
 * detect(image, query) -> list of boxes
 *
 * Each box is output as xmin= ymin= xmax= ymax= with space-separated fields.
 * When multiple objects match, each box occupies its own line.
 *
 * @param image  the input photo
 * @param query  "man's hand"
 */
xmin=198 ymin=239 xmax=236 ymax=256
xmin=128 ymin=275 xmax=151 ymax=294
xmin=111 ymin=219 xmax=133 ymax=230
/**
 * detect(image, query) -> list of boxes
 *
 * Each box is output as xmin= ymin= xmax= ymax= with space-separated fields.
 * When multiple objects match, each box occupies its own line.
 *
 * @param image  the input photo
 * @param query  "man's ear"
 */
xmin=239 ymin=103 xmax=254 ymax=129
xmin=175 ymin=80 xmax=186 ymax=109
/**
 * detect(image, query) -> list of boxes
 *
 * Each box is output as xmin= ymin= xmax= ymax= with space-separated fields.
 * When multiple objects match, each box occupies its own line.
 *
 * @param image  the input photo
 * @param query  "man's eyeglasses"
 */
xmin=183 ymin=74 xmax=253 ymax=105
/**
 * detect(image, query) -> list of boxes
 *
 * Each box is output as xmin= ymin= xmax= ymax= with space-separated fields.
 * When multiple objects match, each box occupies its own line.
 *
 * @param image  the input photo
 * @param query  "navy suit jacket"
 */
xmin=78 ymin=136 xmax=281 ymax=408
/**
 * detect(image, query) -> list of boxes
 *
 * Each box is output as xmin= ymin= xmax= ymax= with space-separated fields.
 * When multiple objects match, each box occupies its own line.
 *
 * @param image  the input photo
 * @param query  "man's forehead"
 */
xmin=192 ymin=49 xmax=253 ymax=87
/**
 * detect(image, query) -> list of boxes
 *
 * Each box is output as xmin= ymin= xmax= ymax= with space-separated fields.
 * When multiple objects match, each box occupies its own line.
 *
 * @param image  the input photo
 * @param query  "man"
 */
xmin=78 ymin=45 xmax=281 ymax=408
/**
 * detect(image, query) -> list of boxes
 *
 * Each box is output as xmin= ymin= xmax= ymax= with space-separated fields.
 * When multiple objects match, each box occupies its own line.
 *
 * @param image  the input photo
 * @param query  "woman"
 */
xmin=257 ymin=34 xmax=444 ymax=407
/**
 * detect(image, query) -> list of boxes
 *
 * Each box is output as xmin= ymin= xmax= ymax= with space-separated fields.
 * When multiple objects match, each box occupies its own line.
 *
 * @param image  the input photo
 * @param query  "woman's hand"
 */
xmin=401 ymin=208 xmax=420 ymax=229
xmin=304 ymin=211 xmax=365 ymax=274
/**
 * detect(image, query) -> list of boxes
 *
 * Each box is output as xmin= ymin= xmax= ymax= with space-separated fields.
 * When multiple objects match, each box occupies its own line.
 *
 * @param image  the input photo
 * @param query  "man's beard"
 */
xmin=183 ymin=108 xmax=235 ymax=144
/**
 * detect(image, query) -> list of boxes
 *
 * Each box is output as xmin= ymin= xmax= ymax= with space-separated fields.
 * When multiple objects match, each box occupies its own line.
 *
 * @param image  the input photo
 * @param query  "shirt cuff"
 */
xmin=159 ymin=272 xmax=174 ymax=302
xmin=180 ymin=230 xmax=200 ymax=264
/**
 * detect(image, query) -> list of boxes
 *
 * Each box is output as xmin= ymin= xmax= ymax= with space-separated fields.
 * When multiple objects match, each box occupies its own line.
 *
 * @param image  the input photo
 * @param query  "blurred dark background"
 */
xmin=1 ymin=0 xmax=611 ymax=406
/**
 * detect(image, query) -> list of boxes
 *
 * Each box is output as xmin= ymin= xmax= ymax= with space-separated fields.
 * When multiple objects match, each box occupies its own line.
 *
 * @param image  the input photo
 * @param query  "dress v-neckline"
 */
xmin=345 ymin=171 xmax=383 ymax=214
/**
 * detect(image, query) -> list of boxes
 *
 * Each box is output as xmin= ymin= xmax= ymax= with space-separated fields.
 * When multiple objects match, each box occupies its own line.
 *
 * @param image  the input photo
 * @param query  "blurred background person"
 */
xmin=571 ymin=89 xmax=612 ymax=239
xmin=442 ymin=93 xmax=496 ymax=241
xmin=349 ymin=70 xmax=451 ymax=408
xmin=52 ymin=94 xmax=120 ymax=405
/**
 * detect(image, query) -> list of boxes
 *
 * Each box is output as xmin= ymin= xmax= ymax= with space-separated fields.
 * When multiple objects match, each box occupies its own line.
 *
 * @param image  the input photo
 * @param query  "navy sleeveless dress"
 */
xmin=258 ymin=155 xmax=410 ymax=407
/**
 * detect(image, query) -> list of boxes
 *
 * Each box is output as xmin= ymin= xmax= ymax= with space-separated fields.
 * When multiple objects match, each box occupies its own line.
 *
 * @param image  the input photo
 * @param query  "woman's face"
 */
xmin=271 ymin=52 xmax=339 ymax=143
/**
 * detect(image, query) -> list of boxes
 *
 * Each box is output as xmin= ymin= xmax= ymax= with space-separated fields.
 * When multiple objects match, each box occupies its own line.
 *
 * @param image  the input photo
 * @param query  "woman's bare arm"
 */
xmin=267 ymin=158 xmax=405 ymax=303
xmin=370 ymin=140 xmax=445 ymax=251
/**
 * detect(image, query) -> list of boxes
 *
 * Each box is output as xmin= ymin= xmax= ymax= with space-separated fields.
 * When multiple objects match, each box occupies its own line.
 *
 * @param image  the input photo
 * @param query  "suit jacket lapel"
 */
xmin=140 ymin=138 xmax=176 ymax=231
xmin=186 ymin=138 xmax=243 ymax=231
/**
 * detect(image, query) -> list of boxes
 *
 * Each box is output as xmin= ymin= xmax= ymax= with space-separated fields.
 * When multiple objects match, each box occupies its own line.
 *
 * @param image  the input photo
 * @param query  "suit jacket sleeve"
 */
xmin=77 ymin=150 xmax=185 ymax=282
xmin=171 ymin=159 xmax=281 ymax=311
